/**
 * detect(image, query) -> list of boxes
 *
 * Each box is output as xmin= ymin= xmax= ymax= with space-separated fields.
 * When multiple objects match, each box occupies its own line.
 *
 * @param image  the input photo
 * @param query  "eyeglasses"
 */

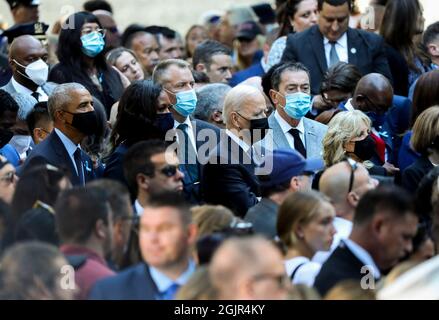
xmin=0 ymin=171 xmax=15 ymax=184
xmin=81 ymin=27 xmax=106 ymax=36
xmin=159 ymin=165 xmax=179 ymax=177
xmin=346 ymin=157 xmax=358 ymax=193
xmin=252 ymin=273 xmax=290 ymax=289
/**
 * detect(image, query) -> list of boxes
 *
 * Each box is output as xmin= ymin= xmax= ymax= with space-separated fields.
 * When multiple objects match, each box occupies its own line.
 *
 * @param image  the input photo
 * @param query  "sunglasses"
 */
xmin=159 ymin=165 xmax=179 ymax=177
xmin=346 ymin=157 xmax=358 ymax=193
xmin=0 ymin=171 xmax=15 ymax=184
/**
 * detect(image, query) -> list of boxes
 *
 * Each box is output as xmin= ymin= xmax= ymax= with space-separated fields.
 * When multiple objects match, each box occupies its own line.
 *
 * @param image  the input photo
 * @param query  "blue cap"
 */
xmin=258 ymin=148 xmax=324 ymax=188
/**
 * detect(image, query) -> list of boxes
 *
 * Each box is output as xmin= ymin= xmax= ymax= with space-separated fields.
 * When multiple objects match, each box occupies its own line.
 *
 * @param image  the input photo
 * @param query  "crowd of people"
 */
xmin=0 ymin=0 xmax=438 ymax=300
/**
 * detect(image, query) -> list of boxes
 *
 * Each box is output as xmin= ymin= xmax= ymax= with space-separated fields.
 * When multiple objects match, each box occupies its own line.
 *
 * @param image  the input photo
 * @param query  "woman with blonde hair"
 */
xmin=277 ymin=190 xmax=336 ymax=286
xmin=322 ymin=110 xmax=387 ymax=176
xmin=402 ymin=106 xmax=439 ymax=193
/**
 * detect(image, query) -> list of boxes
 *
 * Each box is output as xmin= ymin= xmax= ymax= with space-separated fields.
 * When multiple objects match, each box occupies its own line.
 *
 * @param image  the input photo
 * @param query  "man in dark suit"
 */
xmin=202 ymin=84 xmax=269 ymax=217
xmin=89 ymin=192 xmax=197 ymax=300
xmin=153 ymin=59 xmax=220 ymax=204
xmin=22 ymin=83 xmax=99 ymax=185
xmin=314 ymin=187 xmax=418 ymax=296
xmin=281 ymin=0 xmax=392 ymax=95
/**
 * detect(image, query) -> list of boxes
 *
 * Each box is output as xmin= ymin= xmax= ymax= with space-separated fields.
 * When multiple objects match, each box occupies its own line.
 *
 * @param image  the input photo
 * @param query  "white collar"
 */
xmin=134 ymin=199 xmax=143 ymax=216
xmin=324 ymin=32 xmax=348 ymax=48
xmin=173 ymin=117 xmax=193 ymax=130
xmin=54 ymin=128 xmax=79 ymax=157
xmin=225 ymin=129 xmax=251 ymax=153
xmin=11 ymin=76 xmax=44 ymax=96
xmin=344 ymin=98 xmax=355 ymax=111
xmin=149 ymin=259 xmax=196 ymax=293
xmin=274 ymin=110 xmax=305 ymax=135
xmin=343 ymin=238 xmax=381 ymax=279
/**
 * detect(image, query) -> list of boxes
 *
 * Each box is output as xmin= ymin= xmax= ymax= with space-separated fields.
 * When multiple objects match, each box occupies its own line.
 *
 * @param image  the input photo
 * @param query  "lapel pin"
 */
xmin=351 ymin=48 xmax=357 ymax=54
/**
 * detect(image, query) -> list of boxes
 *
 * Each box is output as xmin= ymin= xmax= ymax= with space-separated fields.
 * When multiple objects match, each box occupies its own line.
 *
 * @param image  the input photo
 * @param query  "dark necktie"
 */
xmin=31 ymin=91 xmax=40 ymax=102
xmin=177 ymin=123 xmax=199 ymax=182
xmin=161 ymin=283 xmax=180 ymax=300
xmin=329 ymin=41 xmax=340 ymax=67
xmin=73 ymin=148 xmax=85 ymax=186
xmin=289 ymin=128 xmax=307 ymax=158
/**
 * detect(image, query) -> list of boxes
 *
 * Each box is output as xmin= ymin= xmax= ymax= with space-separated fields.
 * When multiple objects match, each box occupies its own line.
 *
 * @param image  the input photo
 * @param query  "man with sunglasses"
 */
xmin=123 ymin=140 xmax=184 ymax=216
xmin=315 ymin=159 xmax=378 ymax=264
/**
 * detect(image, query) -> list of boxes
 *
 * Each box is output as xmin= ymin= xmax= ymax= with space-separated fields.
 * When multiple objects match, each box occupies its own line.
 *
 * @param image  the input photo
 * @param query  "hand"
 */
xmin=383 ymin=162 xmax=400 ymax=176
xmin=312 ymin=95 xmax=333 ymax=112
xmin=112 ymin=66 xmax=131 ymax=89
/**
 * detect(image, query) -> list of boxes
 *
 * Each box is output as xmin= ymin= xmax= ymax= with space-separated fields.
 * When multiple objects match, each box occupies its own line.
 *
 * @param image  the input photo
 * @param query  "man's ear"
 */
xmin=427 ymin=44 xmax=439 ymax=56
xmin=211 ymin=110 xmax=223 ymax=124
xmin=195 ymin=63 xmax=206 ymax=73
xmin=269 ymin=89 xmax=279 ymax=106
xmin=186 ymin=223 xmax=198 ymax=246
xmin=95 ymin=219 xmax=107 ymax=239
xmin=289 ymin=176 xmax=300 ymax=192
xmin=8 ymin=57 xmax=16 ymax=71
xmin=136 ymin=173 xmax=149 ymax=192
xmin=347 ymin=191 xmax=360 ymax=208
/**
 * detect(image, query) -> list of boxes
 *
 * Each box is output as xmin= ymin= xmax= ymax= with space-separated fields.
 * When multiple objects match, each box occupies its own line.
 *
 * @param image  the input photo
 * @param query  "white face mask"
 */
xmin=14 ymin=59 xmax=49 ymax=86
xmin=9 ymin=135 xmax=32 ymax=157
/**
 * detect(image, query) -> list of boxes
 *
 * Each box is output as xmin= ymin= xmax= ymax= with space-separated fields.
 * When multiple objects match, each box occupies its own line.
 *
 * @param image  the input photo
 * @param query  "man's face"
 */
xmin=10 ymin=39 xmax=48 ymax=83
xmin=375 ymin=212 xmax=419 ymax=270
xmin=218 ymin=14 xmax=236 ymax=47
xmin=271 ymin=70 xmax=310 ymax=116
xmin=237 ymin=37 xmax=260 ymax=59
xmin=355 ymin=89 xmax=393 ymax=115
xmin=246 ymin=244 xmax=290 ymax=300
xmin=148 ymin=151 xmax=184 ymax=194
xmin=351 ymin=164 xmax=379 ymax=199
xmin=232 ymin=92 xmax=267 ymax=131
xmin=162 ymin=65 xmax=195 ymax=106
xmin=131 ymin=33 xmax=160 ymax=76
xmin=318 ymin=2 xmax=350 ymax=42
xmin=57 ymin=88 xmax=94 ymax=133
xmin=0 ymin=110 xmax=18 ymax=133
xmin=33 ymin=118 xmax=53 ymax=144
xmin=0 ymin=160 xmax=17 ymax=204
xmin=12 ymin=5 xmax=39 ymax=24
xmin=96 ymin=14 xmax=120 ymax=50
xmin=206 ymin=54 xmax=233 ymax=84
xmin=159 ymin=35 xmax=184 ymax=60
xmin=139 ymin=206 xmax=194 ymax=269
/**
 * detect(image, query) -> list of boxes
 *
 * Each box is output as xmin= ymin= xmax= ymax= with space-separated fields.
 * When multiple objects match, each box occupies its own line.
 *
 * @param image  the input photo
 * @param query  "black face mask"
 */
xmin=65 ymin=110 xmax=98 ymax=136
xmin=0 ymin=128 xmax=14 ymax=148
xmin=249 ymin=117 xmax=269 ymax=142
xmin=154 ymin=113 xmax=174 ymax=135
xmin=353 ymin=134 xmax=376 ymax=161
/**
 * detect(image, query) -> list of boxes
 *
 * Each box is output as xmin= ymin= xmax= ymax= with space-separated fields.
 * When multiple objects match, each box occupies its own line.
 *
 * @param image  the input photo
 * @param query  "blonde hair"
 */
xmin=175 ymin=266 xmax=217 ymax=300
xmin=322 ymin=110 xmax=372 ymax=167
xmin=410 ymin=106 xmax=439 ymax=155
xmin=191 ymin=205 xmax=234 ymax=238
xmin=277 ymin=190 xmax=330 ymax=248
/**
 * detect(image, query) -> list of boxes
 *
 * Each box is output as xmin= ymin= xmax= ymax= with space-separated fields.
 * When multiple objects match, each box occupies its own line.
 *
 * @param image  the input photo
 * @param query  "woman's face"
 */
xmin=299 ymin=201 xmax=336 ymax=254
xmin=0 ymin=161 xmax=17 ymax=204
xmin=291 ymin=0 xmax=319 ymax=33
xmin=157 ymin=90 xmax=171 ymax=114
xmin=187 ymin=26 xmax=208 ymax=57
xmin=115 ymin=51 xmax=145 ymax=82
xmin=344 ymin=120 xmax=370 ymax=153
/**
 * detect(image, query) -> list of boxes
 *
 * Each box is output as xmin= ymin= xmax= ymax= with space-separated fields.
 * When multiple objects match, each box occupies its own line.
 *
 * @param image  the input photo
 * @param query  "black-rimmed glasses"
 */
xmin=346 ymin=157 xmax=358 ymax=193
xmin=159 ymin=165 xmax=179 ymax=177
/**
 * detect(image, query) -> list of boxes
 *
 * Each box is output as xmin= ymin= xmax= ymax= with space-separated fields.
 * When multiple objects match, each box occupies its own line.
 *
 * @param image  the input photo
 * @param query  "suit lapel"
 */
xmin=268 ymin=113 xmax=289 ymax=149
xmin=347 ymin=28 xmax=359 ymax=67
xmin=50 ymin=132 xmax=80 ymax=185
xmin=310 ymin=27 xmax=327 ymax=74
xmin=303 ymin=118 xmax=319 ymax=158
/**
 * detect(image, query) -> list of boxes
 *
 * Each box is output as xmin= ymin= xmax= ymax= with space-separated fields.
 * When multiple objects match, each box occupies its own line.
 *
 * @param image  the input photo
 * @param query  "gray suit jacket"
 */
xmin=1 ymin=78 xmax=57 ymax=100
xmin=255 ymin=113 xmax=327 ymax=159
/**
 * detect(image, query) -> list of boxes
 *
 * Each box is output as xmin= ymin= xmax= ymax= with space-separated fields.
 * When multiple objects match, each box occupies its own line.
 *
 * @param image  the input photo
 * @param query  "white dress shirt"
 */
xmin=343 ymin=238 xmax=381 ymax=279
xmin=225 ymin=129 xmax=251 ymax=153
xmin=284 ymin=256 xmax=322 ymax=287
xmin=12 ymin=77 xmax=48 ymax=102
xmin=134 ymin=199 xmax=143 ymax=216
xmin=274 ymin=110 xmax=306 ymax=149
xmin=173 ymin=117 xmax=197 ymax=152
xmin=54 ymin=128 xmax=81 ymax=175
xmin=324 ymin=32 xmax=348 ymax=67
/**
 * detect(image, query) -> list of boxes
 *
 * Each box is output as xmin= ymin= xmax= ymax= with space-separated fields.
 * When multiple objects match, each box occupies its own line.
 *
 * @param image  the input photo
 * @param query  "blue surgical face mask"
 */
xmin=169 ymin=89 xmax=198 ymax=118
xmin=81 ymin=32 xmax=105 ymax=57
xmin=283 ymin=92 xmax=312 ymax=119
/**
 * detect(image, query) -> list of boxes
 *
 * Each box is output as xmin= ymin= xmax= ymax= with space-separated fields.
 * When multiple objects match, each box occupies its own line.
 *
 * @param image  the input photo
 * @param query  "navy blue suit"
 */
xmin=88 ymin=263 xmax=159 ymax=300
xmin=202 ymin=131 xmax=261 ymax=217
xmin=281 ymin=25 xmax=393 ymax=95
xmin=103 ymin=143 xmax=128 ymax=185
xmin=229 ymin=62 xmax=265 ymax=87
xmin=21 ymin=131 xmax=97 ymax=185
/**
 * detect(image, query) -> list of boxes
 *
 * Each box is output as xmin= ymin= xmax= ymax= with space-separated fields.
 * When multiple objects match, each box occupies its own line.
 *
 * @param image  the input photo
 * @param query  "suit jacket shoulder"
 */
xmin=0 ymin=79 xmax=16 ymax=94
xmin=88 ymin=263 xmax=158 ymax=300
xmin=314 ymin=242 xmax=367 ymax=296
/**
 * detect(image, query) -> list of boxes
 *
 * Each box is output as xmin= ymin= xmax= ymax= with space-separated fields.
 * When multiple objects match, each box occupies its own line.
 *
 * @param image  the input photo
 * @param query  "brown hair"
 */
xmin=191 ymin=205 xmax=234 ymax=238
xmin=411 ymin=70 xmax=439 ymax=127
xmin=410 ymin=106 xmax=439 ymax=155
xmin=277 ymin=190 xmax=329 ymax=248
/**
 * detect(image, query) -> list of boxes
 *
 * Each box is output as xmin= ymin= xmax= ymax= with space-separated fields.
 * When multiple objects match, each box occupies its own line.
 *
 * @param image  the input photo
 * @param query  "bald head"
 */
xmin=320 ymin=161 xmax=378 ymax=220
xmin=9 ymin=35 xmax=45 ymax=59
xmin=209 ymin=236 xmax=287 ymax=300
xmin=353 ymin=73 xmax=393 ymax=114
xmin=223 ymin=84 xmax=266 ymax=129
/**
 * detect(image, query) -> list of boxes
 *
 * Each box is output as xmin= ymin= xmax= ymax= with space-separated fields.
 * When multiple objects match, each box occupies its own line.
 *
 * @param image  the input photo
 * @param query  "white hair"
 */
xmin=223 ymin=84 xmax=262 ymax=127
